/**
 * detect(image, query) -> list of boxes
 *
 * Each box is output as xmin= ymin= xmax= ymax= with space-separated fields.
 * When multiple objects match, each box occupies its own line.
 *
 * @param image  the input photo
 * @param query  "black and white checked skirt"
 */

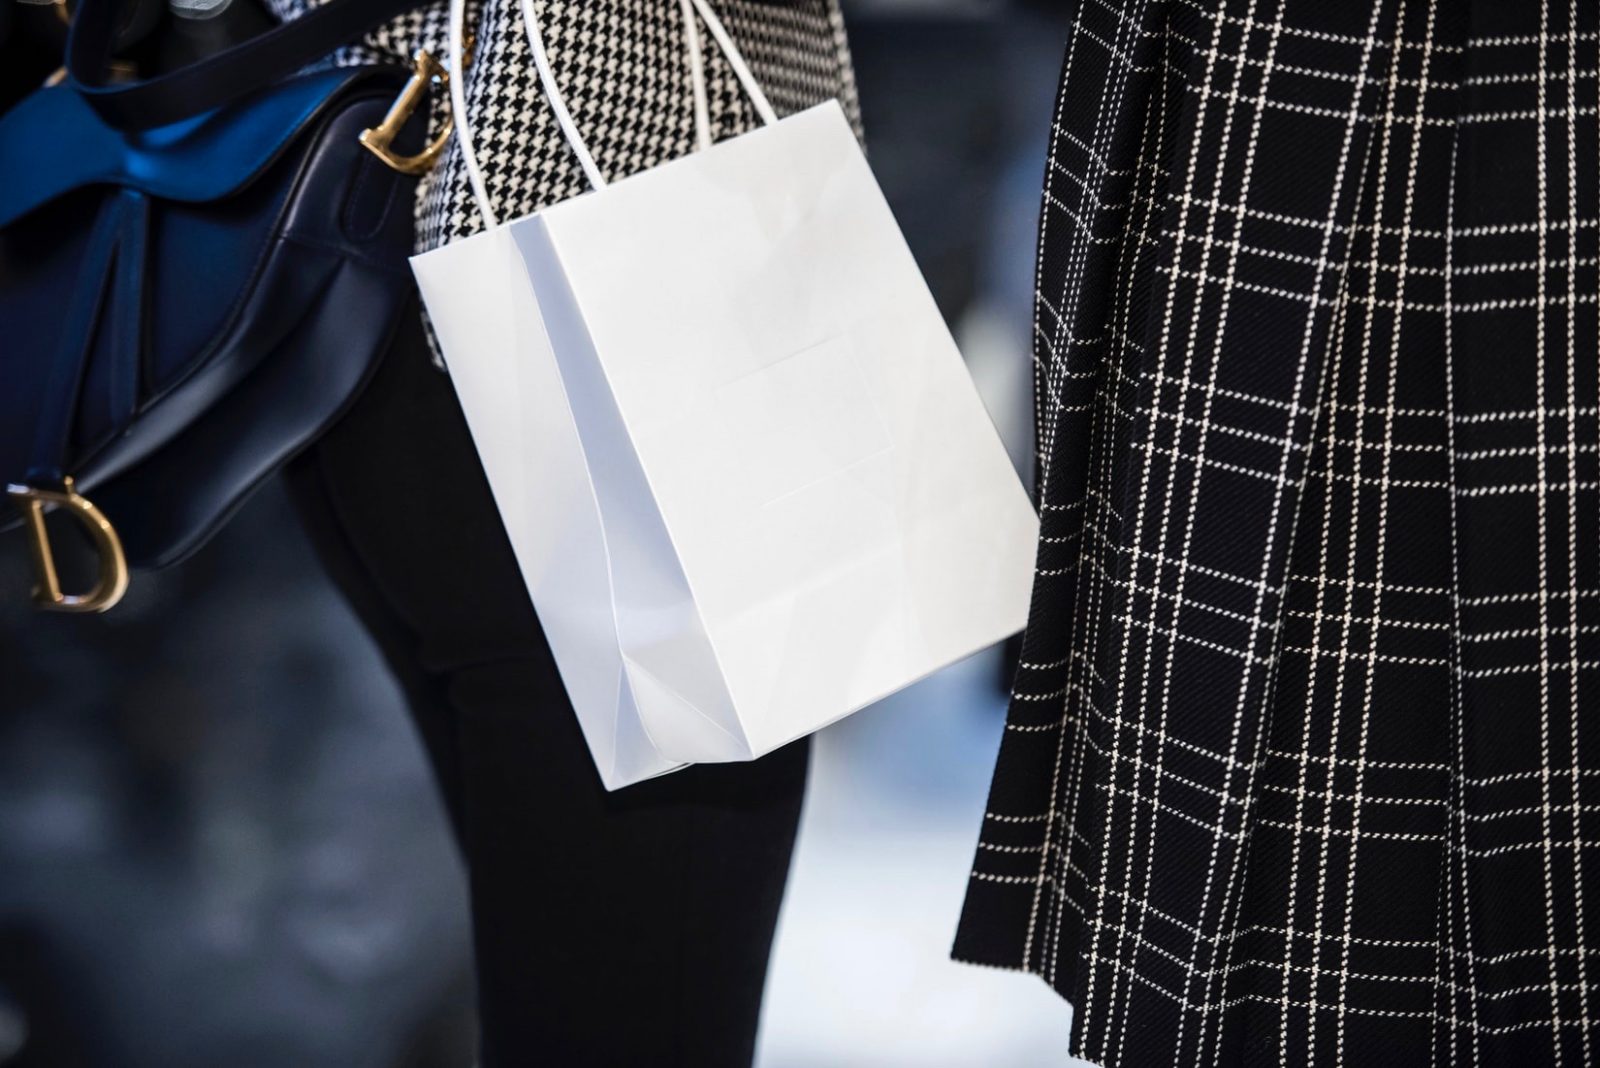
xmin=956 ymin=2 xmax=1600 ymax=1066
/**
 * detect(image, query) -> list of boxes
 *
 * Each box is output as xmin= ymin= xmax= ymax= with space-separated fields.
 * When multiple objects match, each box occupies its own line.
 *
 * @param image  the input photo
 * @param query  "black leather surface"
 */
xmin=0 ymin=66 xmax=422 ymax=568
xmin=68 ymin=0 xmax=429 ymax=130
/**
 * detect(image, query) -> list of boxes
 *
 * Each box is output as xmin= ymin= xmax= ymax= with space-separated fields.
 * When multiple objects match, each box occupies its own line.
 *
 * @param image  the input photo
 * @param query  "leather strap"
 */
xmin=107 ymin=189 xmax=149 ymax=430
xmin=26 ymin=190 xmax=142 ymax=489
xmin=68 ymin=0 xmax=431 ymax=130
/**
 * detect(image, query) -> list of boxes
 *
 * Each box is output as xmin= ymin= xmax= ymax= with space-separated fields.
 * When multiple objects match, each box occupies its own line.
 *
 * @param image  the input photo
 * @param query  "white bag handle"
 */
xmin=447 ymin=0 xmax=779 ymax=229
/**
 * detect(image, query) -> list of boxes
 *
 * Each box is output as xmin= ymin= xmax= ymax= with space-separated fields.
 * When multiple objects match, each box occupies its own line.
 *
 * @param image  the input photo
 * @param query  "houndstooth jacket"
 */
xmin=263 ymin=0 xmax=860 ymax=254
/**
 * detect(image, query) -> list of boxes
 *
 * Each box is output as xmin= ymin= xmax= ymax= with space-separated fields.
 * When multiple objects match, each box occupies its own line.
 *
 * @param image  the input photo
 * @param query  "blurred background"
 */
xmin=0 ymin=2 xmax=1092 ymax=1065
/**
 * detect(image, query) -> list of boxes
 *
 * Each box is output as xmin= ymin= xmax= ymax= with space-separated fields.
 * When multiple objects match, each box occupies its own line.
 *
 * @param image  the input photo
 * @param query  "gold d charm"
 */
xmin=7 ymin=477 xmax=129 ymax=613
xmin=358 ymin=50 xmax=454 ymax=176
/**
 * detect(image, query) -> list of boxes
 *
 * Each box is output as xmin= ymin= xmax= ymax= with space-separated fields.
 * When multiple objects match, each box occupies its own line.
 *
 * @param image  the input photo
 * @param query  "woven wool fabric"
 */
xmin=955 ymin=1 xmax=1600 ymax=1065
xmin=264 ymin=0 xmax=860 ymax=251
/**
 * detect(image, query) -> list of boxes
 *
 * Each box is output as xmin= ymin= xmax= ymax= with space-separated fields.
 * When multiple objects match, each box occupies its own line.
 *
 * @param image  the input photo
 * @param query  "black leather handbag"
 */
xmin=0 ymin=0 xmax=441 ymax=611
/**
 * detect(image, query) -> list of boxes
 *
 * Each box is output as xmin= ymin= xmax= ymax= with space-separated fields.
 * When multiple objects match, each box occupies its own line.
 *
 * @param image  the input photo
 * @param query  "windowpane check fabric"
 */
xmin=954 ymin=1 xmax=1600 ymax=1065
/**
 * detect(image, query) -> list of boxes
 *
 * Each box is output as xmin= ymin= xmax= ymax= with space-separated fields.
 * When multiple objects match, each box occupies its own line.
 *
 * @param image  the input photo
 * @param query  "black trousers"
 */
xmin=285 ymin=312 xmax=809 ymax=1068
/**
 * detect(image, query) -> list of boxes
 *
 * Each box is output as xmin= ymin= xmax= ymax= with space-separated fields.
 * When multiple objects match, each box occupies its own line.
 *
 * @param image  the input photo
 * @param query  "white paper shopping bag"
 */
xmin=413 ymin=0 xmax=1039 ymax=789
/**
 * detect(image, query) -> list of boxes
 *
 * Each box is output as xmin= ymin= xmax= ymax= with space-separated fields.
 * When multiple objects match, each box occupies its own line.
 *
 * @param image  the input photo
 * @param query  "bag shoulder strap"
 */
xmin=68 ymin=0 xmax=431 ymax=130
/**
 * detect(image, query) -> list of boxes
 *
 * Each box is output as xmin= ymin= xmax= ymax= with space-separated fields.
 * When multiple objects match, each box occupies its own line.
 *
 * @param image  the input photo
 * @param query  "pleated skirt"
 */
xmin=956 ymin=2 xmax=1600 ymax=1065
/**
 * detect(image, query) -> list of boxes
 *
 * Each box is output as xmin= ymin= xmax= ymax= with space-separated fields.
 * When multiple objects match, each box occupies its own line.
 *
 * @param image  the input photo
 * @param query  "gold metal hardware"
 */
xmin=7 ymin=477 xmax=130 ymax=613
xmin=358 ymin=50 xmax=453 ymax=176
xmin=45 ymin=0 xmax=70 ymax=85
xmin=42 ymin=0 xmax=132 ymax=85
xmin=44 ymin=56 xmax=135 ymax=89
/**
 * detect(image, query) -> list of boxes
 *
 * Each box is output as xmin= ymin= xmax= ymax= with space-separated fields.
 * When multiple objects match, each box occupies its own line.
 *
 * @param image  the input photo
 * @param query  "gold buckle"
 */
xmin=359 ymin=50 xmax=453 ymax=176
xmin=7 ymin=477 xmax=130 ymax=613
